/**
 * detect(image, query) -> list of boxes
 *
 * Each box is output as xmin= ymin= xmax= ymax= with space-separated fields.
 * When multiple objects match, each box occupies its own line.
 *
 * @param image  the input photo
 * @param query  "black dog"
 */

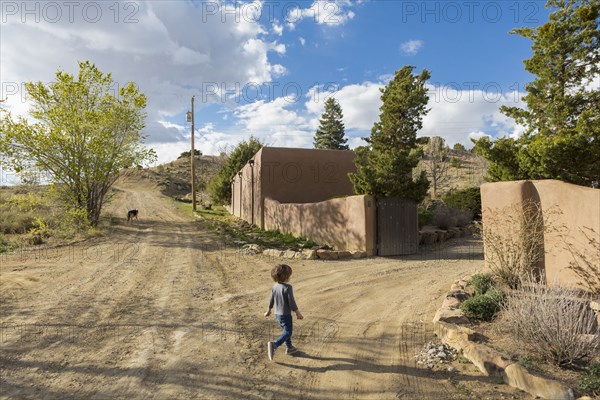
xmin=127 ymin=209 xmax=138 ymax=222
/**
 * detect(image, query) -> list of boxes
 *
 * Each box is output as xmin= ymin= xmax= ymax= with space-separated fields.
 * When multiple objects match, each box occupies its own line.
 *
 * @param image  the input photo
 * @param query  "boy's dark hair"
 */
xmin=271 ymin=264 xmax=292 ymax=283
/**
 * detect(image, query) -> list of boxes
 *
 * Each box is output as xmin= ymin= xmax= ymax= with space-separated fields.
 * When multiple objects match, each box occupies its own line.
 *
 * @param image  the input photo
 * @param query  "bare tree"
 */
xmin=422 ymin=136 xmax=450 ymax=199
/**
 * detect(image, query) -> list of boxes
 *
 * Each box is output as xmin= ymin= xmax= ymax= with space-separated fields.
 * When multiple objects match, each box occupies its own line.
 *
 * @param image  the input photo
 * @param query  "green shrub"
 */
xmin=450 ymin=157 xmax=462 ymax=168
xmin=418 ymin=206 xmax=433 ymax=228
xmin=0 ymin=232 xmax=9 ymax=253
xmin=443 ymin=187 xmax=482 ymax=220
xmin=469 ymin=273 xmax=495 ymax=296
xmin=578 ymin=363 xmax=600 ymax=395
xmin=460 ymin=290 xmax=505 ymax=321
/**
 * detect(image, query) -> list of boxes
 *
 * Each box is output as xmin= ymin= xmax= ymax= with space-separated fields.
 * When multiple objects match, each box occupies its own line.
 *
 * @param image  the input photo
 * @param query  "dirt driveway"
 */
xmin=0 ymin=178 xmax=528 ymax=399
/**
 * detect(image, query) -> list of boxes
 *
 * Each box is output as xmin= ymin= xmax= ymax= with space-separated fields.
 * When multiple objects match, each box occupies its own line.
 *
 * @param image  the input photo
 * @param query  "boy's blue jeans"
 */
xmin=273 ymin=314 xmax=293 ymax=349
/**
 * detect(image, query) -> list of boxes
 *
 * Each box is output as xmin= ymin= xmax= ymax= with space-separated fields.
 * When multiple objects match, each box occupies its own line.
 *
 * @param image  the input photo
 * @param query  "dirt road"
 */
xmin=0 ymin=178 xmax=527 ymax=399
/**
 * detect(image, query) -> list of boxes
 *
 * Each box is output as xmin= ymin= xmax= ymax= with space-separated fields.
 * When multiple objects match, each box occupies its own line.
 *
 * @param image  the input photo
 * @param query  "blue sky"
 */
xmin=1 ymin=0 xmax=557 ymax=165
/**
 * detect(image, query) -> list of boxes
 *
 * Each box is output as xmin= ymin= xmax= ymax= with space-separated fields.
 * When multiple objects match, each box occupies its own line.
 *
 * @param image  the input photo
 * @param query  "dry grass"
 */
xmin=481 ymin=200 xmax=549 ymax=288
xmin=501 ymin=282 xmax=599 ymax=367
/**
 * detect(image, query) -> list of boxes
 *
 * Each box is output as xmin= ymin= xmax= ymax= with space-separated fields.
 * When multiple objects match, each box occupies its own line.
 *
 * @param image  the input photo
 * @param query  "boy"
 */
xmin=264 ymin=264 xmax=303 ymax=360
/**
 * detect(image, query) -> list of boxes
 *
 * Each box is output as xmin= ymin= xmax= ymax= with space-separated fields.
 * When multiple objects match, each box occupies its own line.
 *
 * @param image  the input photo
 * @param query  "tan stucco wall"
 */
xmin=481 ymin=180 xmax=599 ymax=290
xmin=263 ymin=195 xmax=376 ymax=255
xmin=232 ymin=147 xmax=357 ymax=228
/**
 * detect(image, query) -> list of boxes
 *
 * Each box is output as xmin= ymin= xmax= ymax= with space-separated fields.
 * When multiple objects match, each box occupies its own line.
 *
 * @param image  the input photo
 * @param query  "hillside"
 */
xmin=136 ymin=148 xmax=488 ymax=204
xmin=122 ymin=154 xmax=225 ymax=203
xmin=416 ymin=149 xmax=489 ymax=199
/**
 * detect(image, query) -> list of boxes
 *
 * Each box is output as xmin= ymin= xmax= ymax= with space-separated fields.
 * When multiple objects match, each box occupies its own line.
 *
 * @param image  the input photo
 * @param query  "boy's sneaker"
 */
xmin=267 ymin=341 xmax=275 ymax=360
xmin=285 ymin=346 xmax=298 ymax=355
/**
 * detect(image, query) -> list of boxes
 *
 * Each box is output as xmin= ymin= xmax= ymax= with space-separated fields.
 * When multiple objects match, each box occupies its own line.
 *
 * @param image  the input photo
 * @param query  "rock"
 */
xmin=433 ymin=321 xmax=476 ymax=351
xmin=300 ymin=249 xmax=317 ymax=260
xmin=337 ymin=251 xmax=352 ymax=259
xmin=241 ymin=243 xmax=262 ymax=255
xmin=262 ymin=249 xmax=283 ymax=258
xmin=420 ymin=231 xmax=438 ymax=245
xmin=442 ymin=296 xmax=461 ymax=309
xmin=503 ymin=363 xmax=575 ymax=400
xmin=590 ymin=300 xmax=600 ymax=311
xmin=446 ymin=290 xmax=470 ymax=301
xmin=461 ymin=342 xmax=512 ymax=380
xmin=351 ymin=250 xmax=367 ymax=258
xmin=317 ymin=250 xmax=338 ymax=260
xmin=432 ymin=308 xmax=470 ymax=325
xmin=284 ymin=250 xmax=297 ymax=259
xmin=436 ymin=230 xmax=448 ymax=242
xmin=457 ymin=279 xmax=469 ymax=288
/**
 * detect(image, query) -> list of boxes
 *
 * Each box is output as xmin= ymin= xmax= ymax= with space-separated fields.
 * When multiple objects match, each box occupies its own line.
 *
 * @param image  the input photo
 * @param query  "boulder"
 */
xmin=420 ymin=231 xmax=438 ymax=245
xmin=441 ymin=296 xmax=461 ymax=309
xmin=351 ymin=250 xmax=367 ymax=259
xmin=284 ymin=250 xmax=297 ymax=259
xmin=446 ymin=290 xmax=470 ymax=301
xmin=337 ymin=251 xmax=352 ymax=259
xmin=433 ymin=321 xmax=475 ymax=351
xmin=503 ymin=363 xmax=575 ymax=400
xmin=241 ymin=244 xmax=262 ymax=255
xmin=317 ymin=250 xmax=338 ymax=260
xmin=300 ymin=249 xmax=317 ymax=260
xmin=262 ymin=249 xmax=283 ymax=258
xmin=436 ymin=230 xmax=448 ymax=242
xmin=432 ymin=308 xmax=470 ymax=325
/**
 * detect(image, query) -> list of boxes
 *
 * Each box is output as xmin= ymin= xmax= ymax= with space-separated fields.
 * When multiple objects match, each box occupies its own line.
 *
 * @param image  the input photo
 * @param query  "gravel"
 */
xmin=414 ymin=342 xmax=458 ymax=369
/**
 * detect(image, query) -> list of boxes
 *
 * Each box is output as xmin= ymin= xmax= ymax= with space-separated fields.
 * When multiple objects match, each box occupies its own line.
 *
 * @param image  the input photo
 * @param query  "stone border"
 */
xmin=432 ymin=276 xmax=577 ymax=400
xmin=262 ymin=248 xmax=366 ymax=260
xmin=419 ymin=224 xmax=479 ymax=246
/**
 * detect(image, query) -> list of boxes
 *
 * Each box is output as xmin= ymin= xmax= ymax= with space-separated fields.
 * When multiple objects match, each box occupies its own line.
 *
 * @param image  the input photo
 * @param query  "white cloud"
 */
xmin=0 ymin=1 xmax=288 ymax=163
xmin=286 ymin=0 xmax=357 ymax=29
xmin=468 ymin=131 xmax=491 ymax=141
xmin=299 ymin=37 xmax=306 ymax=46
xmin=400 ymin=40 xmax=423 ymax=55
xmin=231 ymin=79 xmax=527 ymax=152
xmin=422 ymin=84 xmax=527 ymax=147
xmin=272 ymin=21 xmax=283 ymax=36
xmin=305 ymin=82 xmax=383 ymax=131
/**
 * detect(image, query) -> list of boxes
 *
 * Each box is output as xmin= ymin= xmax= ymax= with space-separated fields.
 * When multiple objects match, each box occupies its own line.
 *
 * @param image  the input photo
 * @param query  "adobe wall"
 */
xmin=480 ymin=180 xmax=599 ymax=290
xmin=263 ymin=195 xmax=376 ymax=256
xmin=231 ymin=147 xmax=357 ymax=228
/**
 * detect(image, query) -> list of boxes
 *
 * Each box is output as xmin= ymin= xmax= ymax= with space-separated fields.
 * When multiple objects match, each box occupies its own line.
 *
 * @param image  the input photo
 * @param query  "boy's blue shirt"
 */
xmin=268 ymin=282 xmax=298 ymax=315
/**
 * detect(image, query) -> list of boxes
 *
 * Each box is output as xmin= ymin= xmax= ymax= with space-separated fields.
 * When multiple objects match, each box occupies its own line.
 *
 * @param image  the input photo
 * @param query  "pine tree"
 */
xmin=478 ymin=0 xmax=599 ymax=186
xmin=349 ymin=66 xmax=430 ymax=202
xmin=313 ymin=98 xmax=349 ymax=150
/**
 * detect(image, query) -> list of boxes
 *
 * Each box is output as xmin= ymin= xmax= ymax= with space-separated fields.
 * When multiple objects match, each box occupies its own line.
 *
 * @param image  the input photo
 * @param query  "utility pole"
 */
xmin=190 ymin=96 xmax=197 ymax=212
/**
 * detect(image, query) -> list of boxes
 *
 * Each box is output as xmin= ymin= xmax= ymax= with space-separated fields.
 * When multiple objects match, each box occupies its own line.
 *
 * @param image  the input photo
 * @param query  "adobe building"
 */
xmin=231 ymin=147 xmax=357 ymax=228
xmin=230 ymin=147 xmax=418 ymax=256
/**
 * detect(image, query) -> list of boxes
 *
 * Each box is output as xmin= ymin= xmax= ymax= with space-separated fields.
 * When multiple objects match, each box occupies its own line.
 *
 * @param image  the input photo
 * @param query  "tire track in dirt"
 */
xmin=1 ymin=177 xmax=530 ymax=399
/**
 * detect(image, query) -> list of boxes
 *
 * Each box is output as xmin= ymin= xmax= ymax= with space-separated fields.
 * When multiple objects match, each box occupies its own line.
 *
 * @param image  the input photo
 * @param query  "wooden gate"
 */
xmin=376 ymin=197 xmax=418 ymax=256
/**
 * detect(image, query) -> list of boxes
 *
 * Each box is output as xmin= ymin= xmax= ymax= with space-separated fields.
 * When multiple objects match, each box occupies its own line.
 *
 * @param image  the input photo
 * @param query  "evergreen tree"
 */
xmin=476 ymin=0 xmax=599 ymax=186
xmin=313 ymin=98 xmax=349 ymax=150
xmin=349 ymin=66 xmax=430 ymax=202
